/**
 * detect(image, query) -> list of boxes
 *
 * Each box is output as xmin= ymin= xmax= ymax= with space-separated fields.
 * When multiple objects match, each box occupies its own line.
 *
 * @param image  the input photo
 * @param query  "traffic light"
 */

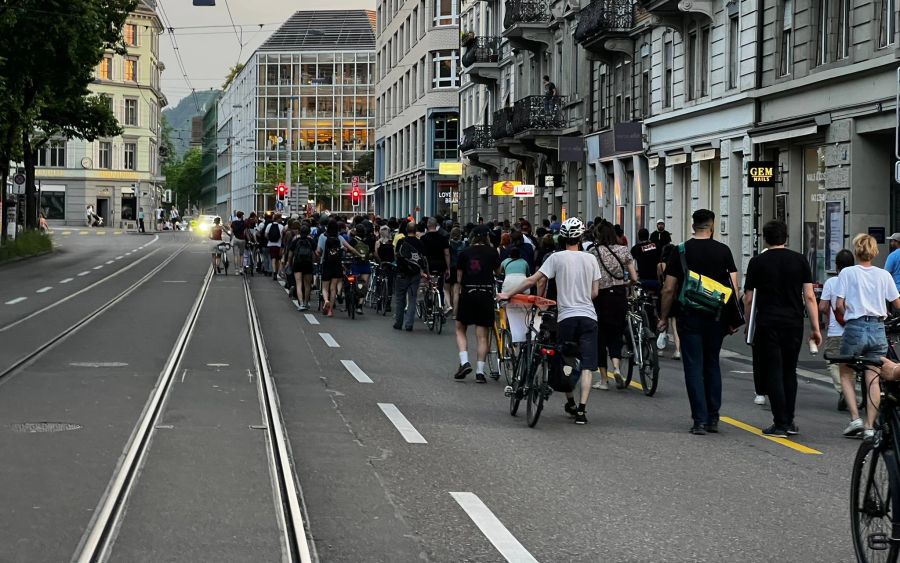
xmin=276 ymin=183 xmax=287 ymax=201
xmin=351 ymin=186 xmax=361 ymax=206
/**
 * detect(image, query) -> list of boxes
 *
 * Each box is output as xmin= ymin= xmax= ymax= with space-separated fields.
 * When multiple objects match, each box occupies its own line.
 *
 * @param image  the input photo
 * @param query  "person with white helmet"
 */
xmin=498 ymin=217 xmax=602 ymax=425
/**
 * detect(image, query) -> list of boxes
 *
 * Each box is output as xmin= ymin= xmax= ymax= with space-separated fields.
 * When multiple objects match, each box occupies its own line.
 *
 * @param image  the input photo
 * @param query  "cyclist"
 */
xmin=316 ymin=220 xmax=361 ymax=317
xmin=498 ymin=217 xmax=602 ymax=425
xmin=209 ymin=217 xmax=231 ymax=274
xmin=230 ymin=211 xmax=247 ymax=275
xmin=350 ymin=224 xmax=373 ymax=315
xmin=454 ymin=225 xmax=501 ymax=383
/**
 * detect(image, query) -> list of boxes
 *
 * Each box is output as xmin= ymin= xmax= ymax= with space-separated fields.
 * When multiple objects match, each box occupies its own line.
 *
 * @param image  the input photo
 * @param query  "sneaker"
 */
xmin=754 ymin=395 xmax=766 ymax=406
xmin=292 ymin=299 xmax=301 ymax=311
xmin=475 ymin=373 xmax=486 ymax=384
xmin=392 ymin=323 xmax=402 ymax=330
xmin=843 ymin=418 xmax=864 ymax=437
xmin=690 ymin=424 xmax=707 ymax=435
xmin=612 ymin=369 xmax=625 ymax=389
xmin=564 ymin=402 xmax=578 ymax=416
xmin=762 ymin=424 xmax=788 ymax=438
xmin=454 ymin=362 xmax=472 ymax=380
xmin=356 ymin=306 xmax=364 ymax=314
xmin=298 ymin=303 xmax=308 ymax=311
xmin=786 ymin=423 xmax=799 ymax=436
xmin=863 ymin=428 xmax=876 ymax=441
xmin=574 ymin=410 xmax=587 ymax=425
xmin=672 ymin=351 xmax=681 ymax=360
xmin=592 ymin=380 xmax=609 ymax=390
xmin=704 ymin=421 xmax=719 ymax=433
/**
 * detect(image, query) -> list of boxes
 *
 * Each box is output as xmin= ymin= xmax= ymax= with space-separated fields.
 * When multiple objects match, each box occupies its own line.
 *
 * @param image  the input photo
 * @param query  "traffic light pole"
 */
xmin=285 ymin=104 xmax=292 ymax=216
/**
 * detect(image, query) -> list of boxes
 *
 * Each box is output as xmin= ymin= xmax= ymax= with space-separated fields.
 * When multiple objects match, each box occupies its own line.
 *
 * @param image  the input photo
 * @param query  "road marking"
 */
xmin=92 ymin=265 xmax=103 ymax=270
xmin=59 ymin=278 xmax=73 ymax=284
xmin=304 ymin=314 xmax=319 ymax=325
xmin=61 ymin=231 xmax=72 ymax=235
xmin=5 ymin=297 xmax=27 ymax=305
xmin=96 ymin=231 xmax=106 ymax=235
xmin=114 ymin=231 xmax=122 ymax=235
xmin=340 ymin=360 xmax=373 ymax=383
xmin=69 ymin=362 xmax=128 ymax=368
xmin=77 ymin=271 xmax=90 ymax=276
xmin=207 ymin=363 xmax=229 ymax=368
xmin=719 ymin=416 xmax=823 ymax=455
xmin=115 ymin=256 xmax=124 ymax=260
xmin=79 ymin=231 xmax=89 ymax=235
xmin=319 ymin=332 xmax=339 ymax=347
xmin=449 ymin=492 xmax=537 ymax=563
xmin=377 ymin=403 xmax=427 ymax=444
xmin=730 ymin=370 xmax=753 ymax=374
xmin=105 ymin=260 xmax=114 ymax=265
xmin=163 ymin=280 xmax=187 ymax=283
xmin=35 ymin=287 xmax=52 ymax=294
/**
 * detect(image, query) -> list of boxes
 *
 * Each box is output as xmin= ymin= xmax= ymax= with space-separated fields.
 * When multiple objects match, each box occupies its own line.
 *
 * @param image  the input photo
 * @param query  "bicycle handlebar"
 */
xmin=824 ymin=353 xmax=883 ymax=368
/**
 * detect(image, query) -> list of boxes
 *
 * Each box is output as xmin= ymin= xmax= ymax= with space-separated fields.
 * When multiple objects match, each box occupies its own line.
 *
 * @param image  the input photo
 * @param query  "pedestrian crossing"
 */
xmin=51 ymin=230 xmax=126 ymax=236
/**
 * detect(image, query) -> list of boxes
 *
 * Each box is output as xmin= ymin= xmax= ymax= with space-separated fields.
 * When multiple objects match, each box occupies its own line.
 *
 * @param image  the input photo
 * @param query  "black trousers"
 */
xmin=594 ymin=285 xmax=627 ymax=368
xmin=752 ymin=324 xmax=804 ymax=428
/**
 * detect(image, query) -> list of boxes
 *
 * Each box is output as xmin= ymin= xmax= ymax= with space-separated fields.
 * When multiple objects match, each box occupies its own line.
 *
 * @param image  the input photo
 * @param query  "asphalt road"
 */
xmin=0 ymin=232 xmax=865 ymax=562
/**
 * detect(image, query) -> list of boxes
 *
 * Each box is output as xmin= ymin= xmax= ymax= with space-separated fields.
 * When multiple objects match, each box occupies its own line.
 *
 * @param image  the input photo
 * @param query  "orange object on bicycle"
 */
xmin=507 ymin=294 xmax=556 ymax=309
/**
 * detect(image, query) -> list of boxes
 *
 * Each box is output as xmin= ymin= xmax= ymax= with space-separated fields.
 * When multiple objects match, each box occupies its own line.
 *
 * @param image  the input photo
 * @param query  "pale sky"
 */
xmin=158 ymin=0 xmax=374 ymax=107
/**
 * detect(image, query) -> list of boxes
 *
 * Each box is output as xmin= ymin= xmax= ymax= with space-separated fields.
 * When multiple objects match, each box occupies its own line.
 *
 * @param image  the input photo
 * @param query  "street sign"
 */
xmin=352 ymin=176 xmax=360 ymax=189
xmin=275 ymin=200 xmax=285 ymax=212
xmin=13 ymin=172 xmax=24 ymax=186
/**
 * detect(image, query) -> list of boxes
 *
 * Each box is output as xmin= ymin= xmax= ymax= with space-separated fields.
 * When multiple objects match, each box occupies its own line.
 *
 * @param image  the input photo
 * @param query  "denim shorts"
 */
xmin=840 ymin=318 xmax=888 ymax=360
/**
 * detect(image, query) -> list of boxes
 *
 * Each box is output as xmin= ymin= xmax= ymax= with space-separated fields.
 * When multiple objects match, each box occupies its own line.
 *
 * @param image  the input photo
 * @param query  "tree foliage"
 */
xmin=254 ymin=162 xmax=341 ymax=199
xmin=350 ymin=151 xmax=374 ymax=180
xmin=223 ymin=63 xmax=246 ymax=90
xmin=163 ymin=148 xmax=203 ymax=210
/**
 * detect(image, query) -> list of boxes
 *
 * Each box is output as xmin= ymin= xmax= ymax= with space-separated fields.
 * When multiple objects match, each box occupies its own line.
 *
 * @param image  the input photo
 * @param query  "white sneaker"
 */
xmin=656 ymin=332 xmax=668 ymax=350
xmin=754 ymin=394 xmax=766 ymax=406
xmin=292 ymin=300 xmax=301 ymax=311
xmin=592 ymin=380 xmax=609 ymax=390
xmin=863 ymin=428 xmax=875 ymax=441
xmin=843 ymin=418 xmax=864 ymax=437
xmin=612 ymin=369 xmax=625 ymax=389
xmin=672 ymin=351 xmax=681 ymax=360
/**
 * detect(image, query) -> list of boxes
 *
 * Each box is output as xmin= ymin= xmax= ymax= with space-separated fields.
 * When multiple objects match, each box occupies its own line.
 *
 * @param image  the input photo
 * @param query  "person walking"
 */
xmin=393 ymin=222 xmax=427 ymax=331
xmin=454 ymin=226 xmax=501 ymax=383
xmin=230 ymin=211 xmax=247 ymax=274
xmin=287 ymin=224 xmax=315 ymax=310
xmin=658 ymin=209 xmax=739 ymax=435
xmin=631 ymin=228 xmax=660 ymax=292
xmin=421 ymin=217 xmax=451 ymax=312
xmin=883 ymin=232 xmax=900 ymax=292
xmin=819 ymin=249 xmax=855 ymax=413
xmin=835 ymin=234 xmax=900 ymax=439
xmin=264 ymin=213 xmax=285 ymax=281
xmin=138 ymin=207 xmax=145 ymax=233
xmin=650 ymin=219 xmax=672 ymax=248
xmin=743 ymin=220 xmax=822 ymax=438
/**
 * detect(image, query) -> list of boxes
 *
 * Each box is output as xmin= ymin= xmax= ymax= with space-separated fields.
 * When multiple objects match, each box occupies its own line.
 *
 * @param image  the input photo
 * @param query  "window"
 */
xmin=98 ymin=56 xmax=112 ymax=80
xmin=37 ymin=140 xmax=66 ymax=168
xmin=880 ymin=0 xmax=896 ymax=47
xmin=728 ymin=16 xmax=740 ymax=88
xmin=663 ymin=39 xmax=673 ymax=108
xmin=124 ymin=58 xmax=137 ymax=82
xmin=837 ymin=0 xmax=851 ymax=59
xmin=615 ymin=95 xmax=622 ymax=123
xmin=124 ymin=98 xmax=138 ymax=126
xmin=433 ymin=116 xmax=458 ymax=160
xmin=686 ymin=30 xmax=697 ymax=100
xmin=124 ymin=142 xmax=136 ymax=170
xmin=98 ymin=141 xmax=112 ymax=169
xmin=101 ymin=94 xmax=113 ymax=113
xmin=641 ymin=71 xmax=650 ymax=118
xmin=431 ymin=50 xmax=459 ymax=88
xmin=124 ymin=23 xmax=137 ymax=46
xmin=781 ymin=0 xmax=793 ymax=74
xmin=700 ymin=26 xmax=710 ymax=96
xmin=434 ymin=0 xmax=458 ymax=26
xmin=815 ymin=0 xmax=849 ymax=64
xmin=412 ymin=6 xmax=418 ymax=39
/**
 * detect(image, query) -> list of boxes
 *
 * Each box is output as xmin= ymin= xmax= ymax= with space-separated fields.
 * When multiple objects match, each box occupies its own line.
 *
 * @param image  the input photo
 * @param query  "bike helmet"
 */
xmin=559 ymin=217 xmax=585 ymax=240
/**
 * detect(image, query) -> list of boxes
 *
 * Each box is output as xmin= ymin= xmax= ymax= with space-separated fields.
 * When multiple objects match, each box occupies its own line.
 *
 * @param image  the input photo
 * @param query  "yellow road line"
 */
xmin=78 ymin=231 xmax=88 ymax=235
xmin=61 ymin=231 xmax=71 ymax=235
xmin=113 ymin=231 xmax=122 ymax=235
xmin=720 ymin=416 xmax=822 ymax=455
xmin=95 ymin=231 xmax=106 ymax=235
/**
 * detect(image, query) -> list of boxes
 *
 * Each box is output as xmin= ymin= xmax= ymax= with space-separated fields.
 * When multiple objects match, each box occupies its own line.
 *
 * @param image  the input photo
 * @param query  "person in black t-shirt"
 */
xmin=453 ymin=226 xmax=501 ymax=383
xmin=650 ymin=220 xmax=672 ymax=248
xmin=743 ymin=220 xmax=822 ymax=438
xmin=630 ymin=228 xmax=660 ymax=292
xmin=421 ymin=217 xmax=451 ymax=309
xmin=393 ymin=222 xmax=427 ymax=331
xmin=658 ymin=209 xmax=738 ymax=435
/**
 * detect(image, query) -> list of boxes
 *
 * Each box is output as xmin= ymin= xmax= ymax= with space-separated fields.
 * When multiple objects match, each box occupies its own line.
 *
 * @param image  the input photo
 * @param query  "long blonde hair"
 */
xmin=852 ymin=233 xmax=878 ymax=262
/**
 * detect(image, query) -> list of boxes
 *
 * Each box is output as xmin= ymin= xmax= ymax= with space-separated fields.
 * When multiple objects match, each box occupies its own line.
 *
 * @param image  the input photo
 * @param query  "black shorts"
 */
xmin=456 ymin=288 xmax=494 ymax=327
xmin=558 ymin=316 xmax=599 ymax=371
xmin=293 ymin=261 xmax=314 ymax=275
xmin=446 ymin=266 xmax=458 ymax=286
xmin=321 ymin=260 xmax=343 ymax=281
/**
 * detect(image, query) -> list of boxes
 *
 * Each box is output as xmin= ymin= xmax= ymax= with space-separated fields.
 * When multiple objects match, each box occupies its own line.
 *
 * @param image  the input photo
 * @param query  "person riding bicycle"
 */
xmin=350 ymin=224 xmax=373 ymax=315
xmin=209 ymin=217 xmax=231 ymax=274
xmin=316 ymin=219 xmax=361 ymax=317
xmin=498 ymin=217 xmax=602 ymax=425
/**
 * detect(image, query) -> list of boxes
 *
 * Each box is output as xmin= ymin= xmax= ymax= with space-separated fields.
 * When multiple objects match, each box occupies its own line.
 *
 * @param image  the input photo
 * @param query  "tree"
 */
xmin=0 ymin=0 xmax=137 ymax=236
xmin=160 ymin=115 xmax=177 ymax=166
xmin=223 ymin=63 xmax=246 ymax=90
xmin=350 ymin=151 xmax=374 ymax=180
xmin=163 ymin=148 xmax=203 ymax=211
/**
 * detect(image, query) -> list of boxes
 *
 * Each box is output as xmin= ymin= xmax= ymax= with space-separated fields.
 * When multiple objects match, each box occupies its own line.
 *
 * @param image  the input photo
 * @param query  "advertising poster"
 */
xmin=825 ymin=201 xmax=844 ymax=273
xmin=803 ymin=222 xmax=817 ymax=279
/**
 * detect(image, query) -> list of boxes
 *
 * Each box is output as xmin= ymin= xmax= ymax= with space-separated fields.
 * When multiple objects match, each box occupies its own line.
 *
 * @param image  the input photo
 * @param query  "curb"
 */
xmin=0 ymin=248 xmax=54 ymax=268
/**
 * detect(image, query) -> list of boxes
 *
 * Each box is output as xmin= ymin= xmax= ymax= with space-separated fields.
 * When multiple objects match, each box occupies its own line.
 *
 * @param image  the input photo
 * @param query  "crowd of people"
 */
xmin=206 ymin=206 xmax=900 ymax=435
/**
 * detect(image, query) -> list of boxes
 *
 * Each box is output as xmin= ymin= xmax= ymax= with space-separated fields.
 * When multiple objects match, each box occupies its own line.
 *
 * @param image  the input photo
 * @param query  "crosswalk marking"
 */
xmin=340 ymin=360 xmax=373 ymax=383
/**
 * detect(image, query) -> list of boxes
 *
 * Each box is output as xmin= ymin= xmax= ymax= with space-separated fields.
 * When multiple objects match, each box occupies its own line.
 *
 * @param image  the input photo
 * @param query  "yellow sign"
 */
xmin=561 ymin=206 xmax=567 ymax=221
xmin=492 ymin=180 xmax=521 ymax=196
xmin=438 ymin=162 xmax=463 ymax=175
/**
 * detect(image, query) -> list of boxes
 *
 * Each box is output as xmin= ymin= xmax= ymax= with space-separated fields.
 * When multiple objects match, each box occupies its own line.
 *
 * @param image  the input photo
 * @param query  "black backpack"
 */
xmin=266 ymin=222 xmax=281 ymax=243
xmin=292 ymin=237 xmax=314 ymax=268
xmin=324 ymin=236 xmax=342 ymax=263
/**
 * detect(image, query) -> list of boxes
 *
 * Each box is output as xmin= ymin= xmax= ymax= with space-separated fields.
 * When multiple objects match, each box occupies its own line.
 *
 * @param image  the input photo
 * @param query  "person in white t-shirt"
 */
xmin=836 ymin=234 xmax=900 ymax=439
xmin=818 ymin=249 xmax=855 ymax=422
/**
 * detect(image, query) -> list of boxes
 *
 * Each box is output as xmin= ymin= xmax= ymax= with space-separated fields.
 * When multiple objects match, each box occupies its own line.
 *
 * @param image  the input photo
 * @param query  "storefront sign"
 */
xmin=514 ymin=184 xmax=535 ymax=197
xmin=436 ymin=180 xmax=458 ymax=204
xmin=438 ymin=162 xmax=463 ymax=175
xmin=539 ymin=174 xmax=564 ymax=188
xmin=492 ymin=180 xmax=521 ymax=196
xmin=558 ymin=137 xmax=584 ymax=162
xmin=748 ymin=161 xmax=778 ymax=187
xmin=825 ymin=200 xmax=844 ymax=273
xmin=478 ymin=186 xmax=488 ymax=196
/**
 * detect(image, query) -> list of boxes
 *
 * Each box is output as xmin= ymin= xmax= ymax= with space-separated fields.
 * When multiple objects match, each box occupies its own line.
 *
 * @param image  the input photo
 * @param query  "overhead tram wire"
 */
xmin=222 ymin=0 xmax=245 ymax=65
xmin=157 ymin=0 xmax=202 ymax=114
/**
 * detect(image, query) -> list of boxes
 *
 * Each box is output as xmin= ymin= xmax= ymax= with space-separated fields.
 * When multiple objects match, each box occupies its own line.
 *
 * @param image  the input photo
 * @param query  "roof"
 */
xmin=258 ymin=10 xmax=376 ymax=52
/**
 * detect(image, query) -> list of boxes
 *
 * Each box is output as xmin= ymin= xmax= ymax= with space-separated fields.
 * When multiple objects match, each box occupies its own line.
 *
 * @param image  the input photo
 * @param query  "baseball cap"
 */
xmin=890 ymin=233 xmax=900 ymax=243
xmin=656 ymin=219 xmax=665 ymax=225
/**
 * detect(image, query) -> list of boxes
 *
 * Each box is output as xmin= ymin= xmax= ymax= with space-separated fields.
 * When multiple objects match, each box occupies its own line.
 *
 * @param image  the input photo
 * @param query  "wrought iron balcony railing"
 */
xmin=574 ymin=0 xmax=635 ymax=43
xmin=462 ymin=36 xmax=502 ymax=67
xmin=503 ymin=0 xmax=551 ymax=29
xmin=511 ymin=95 xmax=567 ymax=134
xmin=491 ymin=107 xmax=516 ymax=140
xmin=460 ymin=125 xmax=496 ymax=152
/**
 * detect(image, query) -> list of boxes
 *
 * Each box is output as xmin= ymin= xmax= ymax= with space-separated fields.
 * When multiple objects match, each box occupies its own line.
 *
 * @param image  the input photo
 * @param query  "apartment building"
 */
xmin=374 ymin=0 xmax=460 ymax=220
xmin=35 ymin=0 xmax=166 ymax=227
xmin=459 ymin=0 xmax=900 ymax=276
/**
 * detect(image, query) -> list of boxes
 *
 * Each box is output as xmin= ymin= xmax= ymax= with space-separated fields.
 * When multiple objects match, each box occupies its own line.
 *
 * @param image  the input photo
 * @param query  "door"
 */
xmin=96 ymin=198 xmax=109 ymax=226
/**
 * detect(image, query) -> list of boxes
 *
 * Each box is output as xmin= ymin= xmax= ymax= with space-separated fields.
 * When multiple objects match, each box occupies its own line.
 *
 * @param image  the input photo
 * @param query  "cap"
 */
xmin=890 ymin=233 xmax=900 ymax=243
xmin=656 ymin=219 xmax=665 ymax=225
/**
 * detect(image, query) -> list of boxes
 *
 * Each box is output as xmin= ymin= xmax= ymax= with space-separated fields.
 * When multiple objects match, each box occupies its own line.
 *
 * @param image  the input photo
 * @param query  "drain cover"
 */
xmin=9 ymin=422 xmax=82 ymax=433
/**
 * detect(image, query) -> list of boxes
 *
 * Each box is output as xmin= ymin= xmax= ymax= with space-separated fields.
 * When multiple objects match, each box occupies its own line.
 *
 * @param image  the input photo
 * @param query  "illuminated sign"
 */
xmin=748 ymin=161 xmax=778 ymax=188
xmin=492 ymin=180 xmax=521 ymax=196
xmin=438 ymin=162 xmax=463 ymax=175
xmin=514 ymin=184 xmax=535 ymax=197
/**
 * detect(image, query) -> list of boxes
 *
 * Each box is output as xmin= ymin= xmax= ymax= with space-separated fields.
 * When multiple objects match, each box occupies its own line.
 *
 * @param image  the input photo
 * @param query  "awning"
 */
xmin=749 ymin=116 xmax=826 ymax=144
xmin=120 ymin=186 xmax=135 ymax=194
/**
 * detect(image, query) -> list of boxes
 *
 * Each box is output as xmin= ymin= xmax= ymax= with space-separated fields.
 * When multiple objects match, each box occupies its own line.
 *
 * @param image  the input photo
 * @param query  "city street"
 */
xmin=0 ymin=232 xmax=861 ymax=562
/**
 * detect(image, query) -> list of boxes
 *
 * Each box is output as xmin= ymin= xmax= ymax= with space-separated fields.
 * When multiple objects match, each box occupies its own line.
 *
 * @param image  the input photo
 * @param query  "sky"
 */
xmin=158 ymin=0 xmax=374 ymax=107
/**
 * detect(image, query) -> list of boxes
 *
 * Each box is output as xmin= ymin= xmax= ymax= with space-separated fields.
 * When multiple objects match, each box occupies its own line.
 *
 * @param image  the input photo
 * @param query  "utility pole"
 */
xmin=285 ymin=106 xmax=292 ymax=217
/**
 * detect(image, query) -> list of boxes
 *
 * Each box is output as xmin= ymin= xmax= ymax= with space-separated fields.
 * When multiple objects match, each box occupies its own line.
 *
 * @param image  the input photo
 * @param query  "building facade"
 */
xmin=374 ymin=0 xmax=460 ymax=220
xmin=458 ymin=0 xmax=900 ymax=275
xmin=36 ymin=0 xmax=166 ymax=227
xmin=199 ymin=92 xmax=222 ymax=215
xmin=218 ymin=10 xmax=376 ymax=216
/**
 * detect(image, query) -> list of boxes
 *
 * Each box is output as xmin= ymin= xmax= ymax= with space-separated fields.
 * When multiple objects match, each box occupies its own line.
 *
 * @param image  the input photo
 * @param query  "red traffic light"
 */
xmin=276 ymin=183 xmax=288 ymax=200
xmin=351 ymin=186 xmax=361 ymax=205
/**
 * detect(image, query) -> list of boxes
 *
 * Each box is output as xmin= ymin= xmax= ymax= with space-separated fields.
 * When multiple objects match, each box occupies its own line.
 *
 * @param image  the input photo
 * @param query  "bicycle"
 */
xmin=215 ymin=241 xmax=232 ymax=275
xmin=416 ymin=273 xmax=445 ymax=333
xmin=340 ymin=260 xmax=364 ymax=320
xmin=242 ymin=240 xmax=257 ymax=277
xmin=505 ymin=295 xmax=557 ymax=428
xmin=371 ymin=262 xmax=393 ymax=316
xmin=487 ymin=288 xmax=516 ymax=385
xmin=622 ymin=285 xmax=660 ymax=396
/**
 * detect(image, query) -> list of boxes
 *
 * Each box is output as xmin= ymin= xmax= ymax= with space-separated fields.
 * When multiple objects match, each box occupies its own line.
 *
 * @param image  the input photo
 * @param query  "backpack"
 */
xmin=449 ymin=239 xmax=465 ymax=267
xmin=231 ymin=219 xmax=246 ymax=240
xmin=676 ymin=243 xmax=733 ymax=319
xmin=397 ymin=238 xmax=424 ymax=274
xmin=324 ymin=236 xmax=342 ymax=263
xmin=292 ymin=237 xmax=314 ymax=267
xmin=353 ymin=236 xmax=371 ymax=262
xmin=266 ymin=222 xmax=281 ymax=243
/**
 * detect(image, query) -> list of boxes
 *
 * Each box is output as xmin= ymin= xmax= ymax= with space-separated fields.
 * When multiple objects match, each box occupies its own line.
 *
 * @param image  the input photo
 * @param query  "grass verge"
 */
xmin=0 ymin=230 xmax=53 ymax=264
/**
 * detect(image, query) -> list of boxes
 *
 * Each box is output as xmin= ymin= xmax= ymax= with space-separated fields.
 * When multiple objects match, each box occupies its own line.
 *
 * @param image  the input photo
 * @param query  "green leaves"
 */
xmin=163 ymin=148 xmax=203 ymax=208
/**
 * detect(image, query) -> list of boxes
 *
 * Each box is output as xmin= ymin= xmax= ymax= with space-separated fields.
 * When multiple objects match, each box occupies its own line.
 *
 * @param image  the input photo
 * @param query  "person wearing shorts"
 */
xmin=498 ymin=217 xmax=601 ymax=425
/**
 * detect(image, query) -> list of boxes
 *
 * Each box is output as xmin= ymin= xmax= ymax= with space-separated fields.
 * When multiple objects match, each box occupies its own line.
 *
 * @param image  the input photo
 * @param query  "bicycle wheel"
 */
xmin=222 ymin=252 xmax=229 ymax=275
xmin=509 ymin=348 xmax=528 ymax=417
xmin=851 ymin=439 xmax=900 ymax=563
xmin=434 ymin=293 xmax=444 ymax=335
xmin=347 ymin=284 xmax=356 ymax=319
xmin=625 ymin=327 xmax=637 ymax=388
xmin=500 ymin=329 xmax=517 ymax=387
xmin=487 ymin=330 xmax=500 ymax=379
xmin=381 ymin=279 xmax=391 ymax=316
xmin=526 ymin=359 xmax=547 ymax=428
xmin=639 ymin=333 xmax=660 ymax=397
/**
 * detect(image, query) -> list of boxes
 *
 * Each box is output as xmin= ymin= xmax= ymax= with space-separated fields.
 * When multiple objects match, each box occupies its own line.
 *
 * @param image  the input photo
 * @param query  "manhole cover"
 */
xmin=9 ymin=422 xmax=82 ymax=433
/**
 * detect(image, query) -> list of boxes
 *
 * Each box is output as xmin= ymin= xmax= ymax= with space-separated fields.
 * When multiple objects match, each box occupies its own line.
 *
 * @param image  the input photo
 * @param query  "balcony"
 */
xmin=510 ymin=96 xmax=567 ymax=136
xmin=461 ymin=36 xmax=502 ymax=85
xmin=502 ymin=0 xmax=554 ymax=52
xmin=574 ymin=0 xmax=635 ymax=58
xmin=460 ymin=125 xmax=496 ymax=153
xmin=491 ymin=107 xmax=516 ymax=141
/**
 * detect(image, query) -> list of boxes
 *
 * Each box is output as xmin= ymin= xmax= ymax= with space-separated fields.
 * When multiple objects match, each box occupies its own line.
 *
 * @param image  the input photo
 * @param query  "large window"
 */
xmin=686 ymin=30 xmax=697 ymax=100
xmin=124 ymin=58 xmax=137 ymax=82
xmin=98 ymin=141 xmax=112 ymax=169
xmin=685 ymin=25 xmax=711 ymax=100
xmin=98 ymin=56 xmax=112 ymax=80
xmin=700 ymin=26 xmax=710 ymax=96
xmin=817 ymin=0 xmax=850 ymax=64
xmin=663 ymin=39 xmax=673 ymax=108
xmin=40 ymin=189 xmax=65 ymax=220
xmin=124 ymin=98 xmax=138 ymax=126
xmin=434 ymin=0 xmax=458 ymax=26
xmin=728 ymin=16 xmax=740 ymax=88
xmin=641 ymin=71 xmax=650 ymax=118
xmin=37 ymin=140 xmax=66 ymax=168
xmin=433 ymin=116 xmax=458 ymax=160
xmin=124 ymin=23 xmax=137 ymax=46
xmin=124 ymin=142 xmax=136 ymax=170
xmin=880 ymin=0 xmax=896 ymax=47
xmin=432 ymin=50 xmax=459 ymax=88
xmin=780 ymin=0 xmax=793 ymax=74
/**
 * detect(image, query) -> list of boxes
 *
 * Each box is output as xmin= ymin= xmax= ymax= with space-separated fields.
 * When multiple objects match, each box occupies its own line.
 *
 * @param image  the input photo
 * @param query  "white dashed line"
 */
xmin=319 ymin=333 xmax=339 ymax=347
xmin=77 ymin=271 xmax=90 ymax=276
xmin=5 ymin=297 xmax=27 ymax=305
xmin=36 ymin=287 xmax=52 ymax=294
xmin=59 ymin=278 xmax=73 ymax=284
xmin=377 ymin=403 xmax=427 ymax=444
xmin=450 ymin=492 xmax=538 ymax=563
xmin=304 ymin=314 xmax=319 ymax=325
xmin=340 ymin=360 xmax=373 ymax=383
xmin=93 ymin=265 xmax=103 ymax=270
xmin=116 ymin=255 xmax=124 ymax=260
